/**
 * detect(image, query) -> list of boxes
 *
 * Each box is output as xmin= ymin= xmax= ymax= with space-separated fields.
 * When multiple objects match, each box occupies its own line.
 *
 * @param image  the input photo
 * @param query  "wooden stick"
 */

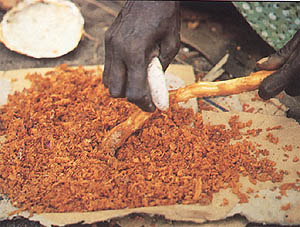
xmin=172 ymin=70 xmax=275 ymax=103
xmin=102 ymin=70 xmax=275 ymax=155
xmin=102 ymin=110 xmax=152 ymax=155
xmin=202 ymin=53 xmax=229 ymax=81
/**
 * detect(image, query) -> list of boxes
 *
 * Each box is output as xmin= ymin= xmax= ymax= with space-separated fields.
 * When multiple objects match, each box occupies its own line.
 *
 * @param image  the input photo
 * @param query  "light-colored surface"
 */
xmin=209 ymin=91 xmax=288 ymax=116
xmin=202 ymin=111 xmax=300 ymax=225
xmin=0 ymin=0 xmax=84 ymax=58
xmin=0 ymin=65 xmax=300 ymax=226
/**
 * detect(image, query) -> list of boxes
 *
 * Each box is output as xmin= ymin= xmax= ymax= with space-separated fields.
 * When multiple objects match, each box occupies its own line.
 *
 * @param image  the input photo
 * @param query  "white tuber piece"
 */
xmin=0 ymin=0 xmax=84 ymax=58
xmin=147 ymin=57 xmax=169 ymax=111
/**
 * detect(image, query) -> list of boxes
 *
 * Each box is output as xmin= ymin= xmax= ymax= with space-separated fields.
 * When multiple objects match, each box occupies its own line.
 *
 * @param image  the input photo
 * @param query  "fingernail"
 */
xmin=256 ymin=57 xmax=269 ymax=65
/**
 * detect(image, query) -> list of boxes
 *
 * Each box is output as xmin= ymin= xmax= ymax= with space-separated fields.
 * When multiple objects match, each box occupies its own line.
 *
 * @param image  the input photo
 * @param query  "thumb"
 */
xmin=258 ymin=64 xmax=296 ymax=100
xmin=257 ymin=30 xmax=300 ymax=70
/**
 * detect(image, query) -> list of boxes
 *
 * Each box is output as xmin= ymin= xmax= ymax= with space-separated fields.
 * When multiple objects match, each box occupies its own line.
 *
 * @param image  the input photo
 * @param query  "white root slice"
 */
xmin=0 ymin=0 xmax=84 ymax=58
xmin=147 ymin=57 xmax=169 ymax=111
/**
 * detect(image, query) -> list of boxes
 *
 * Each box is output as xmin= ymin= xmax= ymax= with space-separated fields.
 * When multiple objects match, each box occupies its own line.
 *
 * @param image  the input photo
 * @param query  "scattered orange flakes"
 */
xmin=280 ymin=183 xmax=300 ymax=196
xmin=246 ymin=128 xmax=262 ymax=137
xmin=293 ymin=156 xmax=299 ymax=163
xmin=0 ymin=66 xmax=286 ymax=215
xmin=246 ymin=187 xmax=254 ymax=194
xmin=249 ymin=177 xmax=257 ymax=185
xmin=297 ymin=171 xmax=300 ymax=178
xmin=255 ymin=143 xmax=262 ymax=147
xmin=266 ymin=133 xmax=279 ymax=144
xmin=281 ymin=203 xmax=291 ymax=211
xmin=282 ymin=145 xmax=293 ymax=152
xmin=266 ymin=125 xmax=282 ymax=131
xmin=242 ymin=104 xmax=255 ymax=113
xmin=231 ymin=182 xmax=248 ymax=203
xmin=284 ymin=154 xmax=289 ymax=158
xmin=228 ymin=115 xmax=252 ymax=140
xmin=220 ymin=198 xmax=229 ymax=207
xmin=255 ymin=149 xmax=269 ymax=158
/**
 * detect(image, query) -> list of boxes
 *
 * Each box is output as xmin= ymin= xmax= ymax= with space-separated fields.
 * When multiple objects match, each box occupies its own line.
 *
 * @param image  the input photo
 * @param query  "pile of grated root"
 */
xmin=0 ymin=65 xmax=284 ymax=214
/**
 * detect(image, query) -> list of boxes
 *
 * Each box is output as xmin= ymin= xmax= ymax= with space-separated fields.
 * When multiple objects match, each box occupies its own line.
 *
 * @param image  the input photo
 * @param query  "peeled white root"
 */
xmin=0 ymin=0 xmax=84 ymax=58
xmin=147 ymin=57 xmax=169 ymax=111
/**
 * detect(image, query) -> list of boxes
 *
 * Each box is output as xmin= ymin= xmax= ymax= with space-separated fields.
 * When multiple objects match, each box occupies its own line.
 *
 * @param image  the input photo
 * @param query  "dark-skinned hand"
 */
xmin=257 ymin=30 xmax=300 ymax=100
xmin=103 ymin=1 xmax=180 ymax=112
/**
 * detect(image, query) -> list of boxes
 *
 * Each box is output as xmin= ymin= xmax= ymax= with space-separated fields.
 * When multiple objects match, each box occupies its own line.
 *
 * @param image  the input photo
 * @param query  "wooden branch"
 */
xmin=172 ymin=70 xmax=275 ymax=103
xmin=101 ymin=110 xmax=152 ymax=155
xmin=102 ymin=70 xmax=275 ymax=155
xmin=202 ymin=53 xmax=229 ymax=81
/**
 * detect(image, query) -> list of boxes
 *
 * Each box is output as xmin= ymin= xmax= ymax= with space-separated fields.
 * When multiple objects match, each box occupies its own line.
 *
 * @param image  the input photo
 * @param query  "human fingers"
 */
xmin=257 ymin=30 xmax=300 ymax=70
xmin=126 ymin=63 xmax=155 ymax=112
